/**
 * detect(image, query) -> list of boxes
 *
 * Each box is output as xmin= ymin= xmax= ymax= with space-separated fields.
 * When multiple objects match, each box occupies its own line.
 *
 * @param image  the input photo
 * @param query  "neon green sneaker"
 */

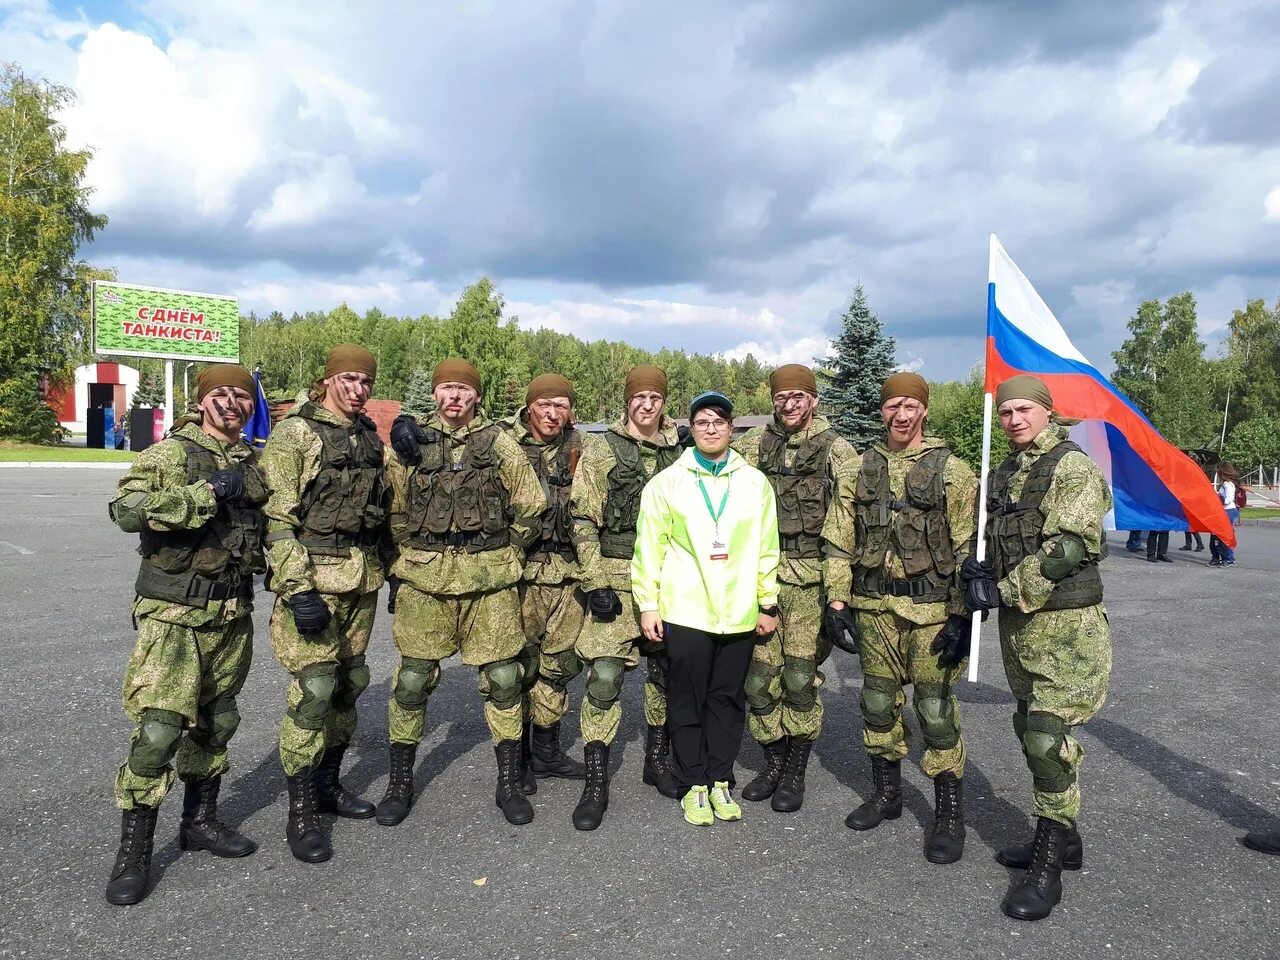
xmin=709 ymin=781 xmax=742 ymax=821
xmin=681 ymin=785 xmax=714 ymax=826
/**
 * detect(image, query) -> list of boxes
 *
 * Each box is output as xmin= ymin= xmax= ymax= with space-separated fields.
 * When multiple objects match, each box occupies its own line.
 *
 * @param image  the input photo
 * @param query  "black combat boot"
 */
xmin=285 ymin=767 xmax=332 ymax=863
xmin=519 ymin=721 xmax=537 ymax=796
xmin=642 ymin=724 xmax=680 ymax=799
xmin=1002 ymin=817 xmax=1067 ymax=921
xmin=375 ymin=742 xmax=417 ymax=827
xmin=178 ymin=776 xmax=257 ymax=858
xmin=572 ymin=741 xmax=610 ymax=831
xmin=923 ymin=772 xmax=965 ymax=864
xmin=845 ymin=757 xmax=903 ymax=829
xmin=1242 ymin=831 xmax=1280 ymax=856
xmin=315 ymin=745 xmax=375 ymax=819
xmin=494 ymin=739 xmax=534 ymax=825
xmin=104 ymin=806 xmax=159 ymax=906
xmin=531 ymin=721 xmax=586 ymax=779
xmin=771 ymin=738 xmax=813 ymax=812
xmin=997 ymin=823 xmax=1084 ymax=870
xmin=741 ymin=737 xmax=789 ymax=802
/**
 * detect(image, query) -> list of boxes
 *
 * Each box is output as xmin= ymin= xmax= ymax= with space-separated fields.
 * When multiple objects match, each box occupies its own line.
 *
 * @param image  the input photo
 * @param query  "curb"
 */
xmin=0 ymin=462 xmax=130 ymax=470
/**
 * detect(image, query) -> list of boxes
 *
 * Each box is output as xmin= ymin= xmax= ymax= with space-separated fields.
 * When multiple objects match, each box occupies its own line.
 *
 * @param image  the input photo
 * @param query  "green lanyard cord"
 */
xmin=696 ymin=473 xmax=731 ymax=531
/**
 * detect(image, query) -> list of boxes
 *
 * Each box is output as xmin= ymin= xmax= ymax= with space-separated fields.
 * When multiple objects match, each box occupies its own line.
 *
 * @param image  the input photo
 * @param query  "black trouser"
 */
xmin=1183 ymin=532 xmax=1204 ymax=549
xmin=1146 ymin=530 xmax=1169 ymax=559
xmin=665 ymin=622 xmax=755 ymax=790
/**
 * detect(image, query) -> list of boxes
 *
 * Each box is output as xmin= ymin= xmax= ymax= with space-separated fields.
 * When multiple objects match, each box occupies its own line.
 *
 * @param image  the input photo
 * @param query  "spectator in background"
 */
xmin=1125 ymin=531 xmax=1143 ymax=553
xmin=1179 ymin=531 xmax=1204 ymax=552
xmin=1209 ymin=463 xmax=1240 ymax=567
xmin=1146 ymin=531 xmax=1170 ymax=563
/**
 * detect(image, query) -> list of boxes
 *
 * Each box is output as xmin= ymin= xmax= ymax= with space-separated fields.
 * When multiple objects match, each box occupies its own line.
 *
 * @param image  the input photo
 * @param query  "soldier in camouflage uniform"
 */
xmin=823 ymin=372 xmax=979 ymax=865
xmin=261 ymin=344 xmax=388 ymax=864
xmin=376 ymin=358 xmax=547 ymax=827
xmin=104 ymin=365 xmax=265 ymax=906
xmin=570 ymin=365 xmax=683 ymax=830
xmin=962 ymin=374 xmax=1112 ymax=921
xmin=499 ymin=374 xmax=588 ymax=790
xmin=730 ymin=364 xmax=857 ymax=813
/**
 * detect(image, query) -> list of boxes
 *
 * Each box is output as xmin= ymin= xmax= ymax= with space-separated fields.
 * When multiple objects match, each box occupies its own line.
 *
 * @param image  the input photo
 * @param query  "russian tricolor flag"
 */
xmin=984 ymin=234 xmax=1234 ymax=547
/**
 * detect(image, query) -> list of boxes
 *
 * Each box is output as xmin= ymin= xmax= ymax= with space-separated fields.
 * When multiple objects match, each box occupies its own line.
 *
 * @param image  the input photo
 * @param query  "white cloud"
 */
xmin=248 ymin=156 xmax=368 ymax=231
xmin=1266 ymin=186 xmax=1280 ymax=221
xmin=720 ymin=335 xmax=830 ymax=367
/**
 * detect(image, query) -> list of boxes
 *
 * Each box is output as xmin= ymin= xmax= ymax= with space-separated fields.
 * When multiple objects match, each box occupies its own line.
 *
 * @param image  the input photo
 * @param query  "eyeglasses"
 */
xmin=691 ymin=418 xmax=730 ymax=432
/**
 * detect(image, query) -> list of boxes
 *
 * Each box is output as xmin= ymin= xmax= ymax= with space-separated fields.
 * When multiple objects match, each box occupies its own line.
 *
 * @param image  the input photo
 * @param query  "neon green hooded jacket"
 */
xmin=631 ymin=447 xmax=779 ymax=635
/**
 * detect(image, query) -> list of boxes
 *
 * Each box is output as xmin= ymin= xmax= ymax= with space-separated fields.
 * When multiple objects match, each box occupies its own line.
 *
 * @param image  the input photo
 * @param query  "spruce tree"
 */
xmin=401 ymin=367 xmax=433 ymax=416
xmin=816 ymin=284 xmax=897 ymax=450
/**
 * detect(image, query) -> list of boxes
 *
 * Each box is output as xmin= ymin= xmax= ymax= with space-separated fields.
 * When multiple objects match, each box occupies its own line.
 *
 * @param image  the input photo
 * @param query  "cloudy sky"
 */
xmin=5 ymin=0 xmax=1280 ymax=378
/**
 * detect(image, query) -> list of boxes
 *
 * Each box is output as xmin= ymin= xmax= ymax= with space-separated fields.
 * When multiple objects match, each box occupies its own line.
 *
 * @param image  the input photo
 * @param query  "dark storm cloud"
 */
xmin=741 ymin=0 xmax=1166 ymax=69
xmin=1165 ymin=60 xmax=1280 ymax=146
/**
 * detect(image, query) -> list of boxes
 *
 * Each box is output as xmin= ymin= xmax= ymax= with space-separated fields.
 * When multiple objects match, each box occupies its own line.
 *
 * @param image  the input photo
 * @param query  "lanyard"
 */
xmin=696 ymin=472 xmax=731 ymax=532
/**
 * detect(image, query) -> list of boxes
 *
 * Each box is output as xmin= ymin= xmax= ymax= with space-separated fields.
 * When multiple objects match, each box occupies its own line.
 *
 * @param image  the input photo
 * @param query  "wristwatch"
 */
xmin=758 ymin=605 xmax=779 ymax=617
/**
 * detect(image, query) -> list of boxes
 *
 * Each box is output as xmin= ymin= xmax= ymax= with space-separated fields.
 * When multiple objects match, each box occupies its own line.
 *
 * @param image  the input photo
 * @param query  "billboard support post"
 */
xmin=164 ymin=359 xmax=174 ymax=433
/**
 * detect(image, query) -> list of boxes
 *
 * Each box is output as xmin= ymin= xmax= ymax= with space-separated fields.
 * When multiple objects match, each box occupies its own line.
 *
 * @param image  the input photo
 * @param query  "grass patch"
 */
xmin=1240 ymin=507 xmax=1280 ymax=520
xmin=0 ymin=442 xmax=135 ymax=463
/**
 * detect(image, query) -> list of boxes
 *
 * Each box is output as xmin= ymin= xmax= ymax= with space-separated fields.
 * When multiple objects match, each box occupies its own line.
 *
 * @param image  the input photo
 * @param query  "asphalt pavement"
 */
xmin=1 ymin=469 xmax=1277 ymax=960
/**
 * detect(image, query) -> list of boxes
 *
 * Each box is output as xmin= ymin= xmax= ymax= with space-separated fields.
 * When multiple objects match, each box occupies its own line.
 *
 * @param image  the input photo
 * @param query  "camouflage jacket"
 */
xmin=733 ymin=414 xmax=858 ymax=588
xmin=260 ymin=403 xmax=387 ymax=600
xmin=109 ymin=421 xmax=258 ymax=627
xmin=823 ymin=435 xmax=979 ymax=626
xmin=502 ymin=407 xmax=581 ymax=587
xmin=386 ymin=409 xmax=546 ymax=596
xmin=991 ymin=423 xmax=1111 ymax=614
xmin=571 ymin=415 xmax=682 ymax=594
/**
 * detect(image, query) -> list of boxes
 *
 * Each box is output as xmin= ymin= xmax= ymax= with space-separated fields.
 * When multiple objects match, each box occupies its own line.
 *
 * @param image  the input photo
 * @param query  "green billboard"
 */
xmin=92 ymin=281 xmax=240 ymax=363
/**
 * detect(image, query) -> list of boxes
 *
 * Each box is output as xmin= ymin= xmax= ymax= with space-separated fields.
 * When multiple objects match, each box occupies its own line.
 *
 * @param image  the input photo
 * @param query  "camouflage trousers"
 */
xmin=115 ymin=613 xmax=253 ymax=810
xmin=271 ymin=589 xmax=378 ymax=776
xmin=856 ymin=610 xmax=966 ymax=779
xmin=389 ymin=583 xmax=525 ymax=746
xmin=744 ymin=583 xmax=828 ymax=744
xmin=999 ymin=603 xmax=1111 ymax=827
xmin=574 ymin=588 xmax=667 ymax=745
xmin=519 ymin=582 xmax=586 ymax=728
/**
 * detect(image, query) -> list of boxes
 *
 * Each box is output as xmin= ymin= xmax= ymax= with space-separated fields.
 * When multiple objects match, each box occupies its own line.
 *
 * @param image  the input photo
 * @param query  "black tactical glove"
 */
xmin=960 ymin=556 xmax=1001 ymax=614
xmin=931 ymin=614 xmax=973 ymax=667
xmin=289 ymin=590 xmax=332 ymax=635
xmin=390 ymin=414 xmax=427 ymax=465
xmin=207 ymin=468 xmax=245 ymax=502
xmin=824 ymin=604 xmax=861 ymax=656
xmin=386 ymin=575 xmax=401 ymax=615
xmin=587 ymin=587 xmax=622 ymax=622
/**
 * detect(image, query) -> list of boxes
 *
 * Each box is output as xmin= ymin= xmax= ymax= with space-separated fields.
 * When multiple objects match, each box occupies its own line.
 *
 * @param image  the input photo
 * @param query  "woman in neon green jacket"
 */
xmin=632 ymin=391 xmax=780 ymax=826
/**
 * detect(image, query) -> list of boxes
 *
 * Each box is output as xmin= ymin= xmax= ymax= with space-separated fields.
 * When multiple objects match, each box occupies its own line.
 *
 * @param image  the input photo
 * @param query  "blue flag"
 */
xmin=243 ymin=368 xmax=271 ymax=449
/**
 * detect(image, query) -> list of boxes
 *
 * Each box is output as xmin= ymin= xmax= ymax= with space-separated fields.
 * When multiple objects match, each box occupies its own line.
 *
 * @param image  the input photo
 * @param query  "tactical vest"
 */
xmin=758 ymin=425 xmax=837 ymax=559
xmin=400 ymin=422 xmax=512 ymax=553
xmin=135 ymin=436 xmax=267 ymax=605
xmin=852 ymin=446 xmax=956 ymax=603
xmin=295 ymin=402 xmax=388 ymax=556
xmin=500 ymin=422 xmax=581 ymax=559
xmin=599 ymin=431 xmax=680 ymax=559
xmin=986 ymin=440 xmax=1103 ymax=611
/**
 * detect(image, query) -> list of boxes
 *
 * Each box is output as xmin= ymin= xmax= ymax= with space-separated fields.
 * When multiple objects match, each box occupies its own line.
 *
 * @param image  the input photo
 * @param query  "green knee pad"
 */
xmin=190 ymin=696 xmax=241 ymax=752
xmin=913 ymin=683 xmax=960 ymax=750
xmin=1023 ymin=712 xmax=1075 ymax=793
xmin=781 ymin=655 xmax=818 ymax=712
xmin=585 ymin=657 xmax=626 ymax=711
xmin=540 ymin=649 xmax=582 ymax=692
xmin=645 ymin=652 xmax=668 ymax=692
xmin=333 ymin=654 xmax=371 ymax=713
xmin=288 ymin=664 xmax=337 ymax=731
xmin=860 ymin=675 xmax=901 ymax=733
xmin=744 ymin=662 xmax=780 ymax=715
xmin=481 ymin=657 xmax=524 ymax=711
xmin=517 ymin=644 xmax=540 ymax=696
xmin=394 ymin=657 xmax=440 ymax=712
xmin=128 ymin=708 xmax=184 ymax=777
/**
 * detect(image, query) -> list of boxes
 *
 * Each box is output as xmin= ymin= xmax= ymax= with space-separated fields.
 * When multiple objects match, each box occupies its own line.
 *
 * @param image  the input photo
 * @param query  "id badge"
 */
xmin=709 ymin=537 xmax=728 ymax=561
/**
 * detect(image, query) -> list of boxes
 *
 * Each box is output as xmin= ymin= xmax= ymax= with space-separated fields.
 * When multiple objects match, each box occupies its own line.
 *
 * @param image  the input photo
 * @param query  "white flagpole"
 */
xmin=967 ymin=389 xmax=994 ymax=683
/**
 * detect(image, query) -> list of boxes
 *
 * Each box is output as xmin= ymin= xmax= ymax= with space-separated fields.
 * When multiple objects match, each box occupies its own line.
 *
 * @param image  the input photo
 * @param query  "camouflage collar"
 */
xmin=173 ymin=421 xmax=246 ymax=456
xmin=873 ymin=434 xmax=947 ymax=461
xmin=768 ymin=413 xmax=832 ymax=446
xmin=1020 ymin=423 xmax=1072 ymax=460
xmin=428 ymin=409 xmax=493 ymax=439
